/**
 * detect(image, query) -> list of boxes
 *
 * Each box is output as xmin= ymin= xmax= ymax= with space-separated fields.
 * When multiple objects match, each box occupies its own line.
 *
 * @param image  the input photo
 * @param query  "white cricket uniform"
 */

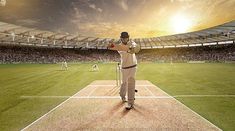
xmin=64 ymin=62 xmax=68 ymax=70
xmin=92 ymin=64 xmax=99 ymax=71
xmin=61 ymin=62 xmax=68 ymax=70
xmin=118 ymin=41 xmax=138 ymax=105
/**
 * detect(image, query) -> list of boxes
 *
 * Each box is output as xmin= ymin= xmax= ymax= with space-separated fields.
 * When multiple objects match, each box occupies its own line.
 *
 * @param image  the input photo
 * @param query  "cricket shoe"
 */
xmin=121 ymin=96 xmax=127 ymax=102
xmin=125 ymin=103 xmax=134 ymax=110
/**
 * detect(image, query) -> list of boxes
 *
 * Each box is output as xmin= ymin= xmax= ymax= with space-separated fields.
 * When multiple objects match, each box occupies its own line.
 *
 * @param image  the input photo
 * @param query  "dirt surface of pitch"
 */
xmin=22 ymin=80 xmax=221 ymax=131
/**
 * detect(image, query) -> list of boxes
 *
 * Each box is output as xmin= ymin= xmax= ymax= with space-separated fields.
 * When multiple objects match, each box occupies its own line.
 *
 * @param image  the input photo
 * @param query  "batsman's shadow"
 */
xmin=120 ymin=103 xmax=155 ymax=119
xmin=109 ymin=101 xmax=125 ymax=114
xmin=121 ymin=108 xmax=130 ymax=117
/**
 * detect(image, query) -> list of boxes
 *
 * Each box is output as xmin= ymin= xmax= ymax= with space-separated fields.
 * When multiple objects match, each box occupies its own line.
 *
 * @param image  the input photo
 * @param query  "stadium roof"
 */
xmin=0 ymin=20 xmax=235 ymax=49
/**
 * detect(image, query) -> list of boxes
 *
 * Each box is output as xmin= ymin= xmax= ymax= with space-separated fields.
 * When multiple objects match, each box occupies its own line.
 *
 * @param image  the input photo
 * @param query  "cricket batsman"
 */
xmin=108 ymin=32 xmax=140 ymax=110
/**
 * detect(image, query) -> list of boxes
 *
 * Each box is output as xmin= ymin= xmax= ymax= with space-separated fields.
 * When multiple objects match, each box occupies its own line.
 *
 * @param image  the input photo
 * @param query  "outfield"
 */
xmin=0 ymin=63 xmax=235 ymax=131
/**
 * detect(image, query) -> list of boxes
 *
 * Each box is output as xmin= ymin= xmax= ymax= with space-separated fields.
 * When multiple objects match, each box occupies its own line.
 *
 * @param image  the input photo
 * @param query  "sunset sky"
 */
xmin=0 ymin=0 xmax=235 ymax=38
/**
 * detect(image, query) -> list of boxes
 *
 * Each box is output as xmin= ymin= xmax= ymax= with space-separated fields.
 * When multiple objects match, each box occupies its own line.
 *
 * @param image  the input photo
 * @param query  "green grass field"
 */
xmin=0 ymin=63 xmax=235 ymax=131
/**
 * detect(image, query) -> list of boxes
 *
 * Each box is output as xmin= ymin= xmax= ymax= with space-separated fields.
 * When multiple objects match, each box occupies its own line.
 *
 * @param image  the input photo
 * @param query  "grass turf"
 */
xmin=0 ymin=63 xmax=234 ymax=131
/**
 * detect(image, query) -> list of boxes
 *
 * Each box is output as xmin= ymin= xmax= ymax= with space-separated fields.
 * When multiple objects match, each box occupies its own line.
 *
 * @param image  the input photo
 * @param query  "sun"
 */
xmin=171 ymin=14 xmax=192 ymax=33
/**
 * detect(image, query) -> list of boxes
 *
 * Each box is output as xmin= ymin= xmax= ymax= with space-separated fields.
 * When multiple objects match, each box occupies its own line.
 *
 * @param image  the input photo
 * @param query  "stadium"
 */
xmin=0 ymin=0 xmax=235 ymax=131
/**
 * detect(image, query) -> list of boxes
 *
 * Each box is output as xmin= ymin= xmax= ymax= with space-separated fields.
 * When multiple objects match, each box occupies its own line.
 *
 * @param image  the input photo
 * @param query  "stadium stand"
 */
xmin=0 ymin=20 xmax=234 ymax=49
xmin=138 ymin=44 xmax=235 ymax=63
xmin=0 ymin=20 xmax=234 ymax=63
xmin=0 ymin=44 xmax=119 ymax=63
xmin=0 ymin=43 xmax=234 ymax=64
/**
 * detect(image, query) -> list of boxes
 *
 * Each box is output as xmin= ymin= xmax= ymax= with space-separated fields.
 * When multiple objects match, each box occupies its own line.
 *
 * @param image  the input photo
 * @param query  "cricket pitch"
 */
xmin=21 ymin=80 xmax=221 ymax=131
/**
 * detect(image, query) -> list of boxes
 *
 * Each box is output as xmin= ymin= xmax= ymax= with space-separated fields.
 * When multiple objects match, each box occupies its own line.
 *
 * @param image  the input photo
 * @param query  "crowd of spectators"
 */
xmin=0 ymin=43 xmax=234 ymax=64
xmin=0 ymin=44 xmax=119 ymax=63
xmin=138 ymin=44 xmax=235 ymax=62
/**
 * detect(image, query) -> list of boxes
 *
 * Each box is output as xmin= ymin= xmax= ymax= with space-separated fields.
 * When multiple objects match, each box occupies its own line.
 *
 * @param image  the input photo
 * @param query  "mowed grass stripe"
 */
xmin=0 ymin=65 xmax=59 ymax=86
xmin=137 ymin=63 xmax=235 ymax=95
xmin=0 ymin=70 xmax=62 ymax=112
xmin=0 ymin=64 xmax=55 ymax=82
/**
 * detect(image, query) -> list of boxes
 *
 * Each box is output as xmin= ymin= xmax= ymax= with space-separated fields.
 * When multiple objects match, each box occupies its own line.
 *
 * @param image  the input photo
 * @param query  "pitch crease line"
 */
xmin=20 ymin=95 xmax=235 ymax=99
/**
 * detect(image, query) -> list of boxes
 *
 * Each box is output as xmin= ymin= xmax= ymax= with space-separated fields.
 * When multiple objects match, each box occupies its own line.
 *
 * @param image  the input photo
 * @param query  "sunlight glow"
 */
xmin=171 ymin=14 xmax=192 ymax=33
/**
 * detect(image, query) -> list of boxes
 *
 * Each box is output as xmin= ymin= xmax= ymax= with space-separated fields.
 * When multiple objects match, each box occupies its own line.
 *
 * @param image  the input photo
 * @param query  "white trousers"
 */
xmin=119 ymin=67 xmax=136 ymax=105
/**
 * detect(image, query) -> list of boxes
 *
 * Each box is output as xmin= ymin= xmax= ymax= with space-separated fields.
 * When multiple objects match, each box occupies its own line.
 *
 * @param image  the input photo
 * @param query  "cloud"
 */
xmin=88 ymin=3 xmax=103 ymax=12
xmin=170 ymin=0 xmax=193 ymax=2
xmin=97 ymin=8 xmax=103 ymax=13
xmin=41 ymin=1 xmax=235 ymax=38
xmin=116 ymin=0 xmax=128 ymax=11
xmin=70 ymin=7 xmax=87 ymax=24
xmin=73 ymin=21 xmax=169 ymax=38
xmin=0 ymin=0 xmax=6 ymax=6
xmin=178 ymin=0 xmax=235 ymax=27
